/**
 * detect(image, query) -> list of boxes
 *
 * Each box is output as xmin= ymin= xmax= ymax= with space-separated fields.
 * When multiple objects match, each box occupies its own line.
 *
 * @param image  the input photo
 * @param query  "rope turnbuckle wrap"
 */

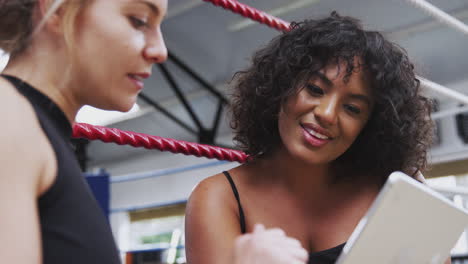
xmin=73 ymin=123 xmax=248 ymax=163
xmin=203 ymin=0 xmax=291 ymax=32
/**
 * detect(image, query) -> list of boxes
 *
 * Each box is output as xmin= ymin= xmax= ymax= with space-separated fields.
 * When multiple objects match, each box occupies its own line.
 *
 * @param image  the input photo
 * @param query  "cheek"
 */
xmin=277 ymin=109 xmax=295 ymax=141
xmin=277 ymin=111 xmax=288 ymax=138
xmin=81 ymin=10 xmax=144 ymax=55
xmin=104 ymin=29 xmax=146 ymax=68
xmin=342 ymin=118 xmax=368 ymax=143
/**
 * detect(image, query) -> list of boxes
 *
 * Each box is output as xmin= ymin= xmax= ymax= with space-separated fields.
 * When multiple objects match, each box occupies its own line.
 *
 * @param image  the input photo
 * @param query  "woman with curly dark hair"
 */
xmin=185 ymin=12 xmax=437 ymax=264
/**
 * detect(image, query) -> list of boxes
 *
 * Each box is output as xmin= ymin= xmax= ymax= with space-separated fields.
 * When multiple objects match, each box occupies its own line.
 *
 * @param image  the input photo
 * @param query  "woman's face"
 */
xmin=277 ymin=61 xmax=374 ymax=165
xmin=70 ymin=0 xmax=167 ymax=112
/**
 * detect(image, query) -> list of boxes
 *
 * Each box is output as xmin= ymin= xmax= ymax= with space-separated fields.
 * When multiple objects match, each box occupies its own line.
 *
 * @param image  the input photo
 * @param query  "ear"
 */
xmin=36 ymin=0 xmax=66 ymax=34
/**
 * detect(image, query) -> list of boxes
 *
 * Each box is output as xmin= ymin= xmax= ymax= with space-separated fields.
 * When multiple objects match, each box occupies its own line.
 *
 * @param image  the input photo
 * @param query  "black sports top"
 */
xmin=223 ymin=171 xmax=345 ymax=264
xmin=2 ymin=75 xmax=120 ymax=264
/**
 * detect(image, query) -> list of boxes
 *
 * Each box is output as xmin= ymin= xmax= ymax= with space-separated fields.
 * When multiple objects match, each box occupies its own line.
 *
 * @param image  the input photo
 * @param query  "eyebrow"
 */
xmin=134 ymin=0 xmax=160 ymax=16
xmin=315 ymin=72 xmax=334 ymax=86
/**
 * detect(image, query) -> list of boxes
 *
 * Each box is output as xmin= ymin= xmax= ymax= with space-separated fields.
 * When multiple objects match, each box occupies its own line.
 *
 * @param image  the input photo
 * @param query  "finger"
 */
xmin=275 ymin=247 xmax=308 ymax=263
xmin=275 ymin=255 xmax=308 ymax=264
xmin=270 ymin=238 xmax=308 ymax=260
xmin=266 ymin=236 xmax=302 ymax=248
xmin=235 ymin=233 xmax=251 ymax=244
xmin=291 ymin=260 xmax=308 ymax=264
xmin=263 ymin=227 xmax=286 ymax=236
xmin=292 ymin=261 xmax=308 ymax=264
xmin=290 ymin=246 xmax=309 ymax=262
xmin=282 ymin=237 xmax=303 ymax=247
xmin=253 ymin=223 xmax=265 ymax=233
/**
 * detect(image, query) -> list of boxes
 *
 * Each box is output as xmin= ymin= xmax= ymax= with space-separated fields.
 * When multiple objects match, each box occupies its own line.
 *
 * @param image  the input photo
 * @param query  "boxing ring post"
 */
xmin=85 ymin=169 xmax=111 ymax=220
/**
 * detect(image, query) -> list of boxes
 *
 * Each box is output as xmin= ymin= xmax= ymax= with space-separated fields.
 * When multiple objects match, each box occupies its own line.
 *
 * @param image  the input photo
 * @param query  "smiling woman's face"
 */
xmin=277 ymin=60 xmax=374 ymax=165
xmin=69 ymin=0 xmax=168 ymax=112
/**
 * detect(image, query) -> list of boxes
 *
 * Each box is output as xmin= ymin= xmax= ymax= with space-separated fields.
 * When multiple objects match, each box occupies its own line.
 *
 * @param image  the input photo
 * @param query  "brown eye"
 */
xmin=306 ymin=84 xmax=324 ymax=97
xmin=129 ymin=16 xmax=148 ymax=28
xmin=344 ymin=104 xmax=361 ymax=115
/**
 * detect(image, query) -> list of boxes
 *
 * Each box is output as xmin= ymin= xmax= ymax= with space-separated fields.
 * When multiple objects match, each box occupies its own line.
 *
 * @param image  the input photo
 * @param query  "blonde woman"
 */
xmin=0 ymin=1 xmax=309 ymax=263
xmin=0 ymin=0 xmax=167 ymax=263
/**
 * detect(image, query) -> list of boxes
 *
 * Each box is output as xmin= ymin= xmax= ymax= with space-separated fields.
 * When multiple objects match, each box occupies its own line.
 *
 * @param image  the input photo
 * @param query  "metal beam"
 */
xmin=158 ymin=64 xmax=205 ymax=131
xmin=139 ymin=93 xmax=197 ymax=135
xmin=168 ymin=52 xmax=228 ymax=103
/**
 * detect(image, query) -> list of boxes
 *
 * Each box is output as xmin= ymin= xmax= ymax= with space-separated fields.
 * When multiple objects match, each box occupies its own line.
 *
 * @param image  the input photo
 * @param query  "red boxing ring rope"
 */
xmin=203 ymin=0 xmax=291 ymax=32
xmin=73 ymin=123 xmax=248 ymax=163
xmin=72 ymin=1 xmax=289 ymax=163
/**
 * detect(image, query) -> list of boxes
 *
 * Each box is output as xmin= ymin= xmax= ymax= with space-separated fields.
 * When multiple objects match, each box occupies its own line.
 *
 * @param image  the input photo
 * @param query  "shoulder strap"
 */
xmin=1 ymin=74 xmax=41 ymax=105
xmin=223 ymin=171 xmax=246 ymax=234
xmin=1 ymin=74 xmax=23 ymax=93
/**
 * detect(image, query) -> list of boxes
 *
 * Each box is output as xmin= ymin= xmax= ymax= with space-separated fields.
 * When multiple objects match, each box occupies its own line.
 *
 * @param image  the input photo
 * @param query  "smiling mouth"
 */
xmin=128 ymin=74 xmax=145 ymax=82
xmin=127 ymin=74 xmax=145 ymax=90
xmin=300 ymin=124 xmax=333 ymax=140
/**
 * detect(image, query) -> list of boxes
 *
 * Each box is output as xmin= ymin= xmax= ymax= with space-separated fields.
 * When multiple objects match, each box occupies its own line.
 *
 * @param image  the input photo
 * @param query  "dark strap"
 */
xmin=1 ymin=74 xmax=72 ymax=138
xmin=223 ymin=171 xmax=246 ymax=234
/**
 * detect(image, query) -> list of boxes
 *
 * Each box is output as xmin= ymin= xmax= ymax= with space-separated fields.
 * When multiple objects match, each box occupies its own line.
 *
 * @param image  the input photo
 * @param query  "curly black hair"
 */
xmin=229 ymin=12 xmax=434 ymax=185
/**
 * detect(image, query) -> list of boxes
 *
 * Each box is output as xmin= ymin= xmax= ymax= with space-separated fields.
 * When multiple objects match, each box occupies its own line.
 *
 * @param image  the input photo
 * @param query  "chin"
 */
xmin=120 ymin=103 xmax=134 ymax=112
xmin=94 ymin=100 xmax=134 ymax=112
xmin=300 ymin=149 xmax=340 ymax=166
xmin=112 ymin=97 xmax=137 ymax=112
xmin=115 ymin=104 xmax=134 ymax=113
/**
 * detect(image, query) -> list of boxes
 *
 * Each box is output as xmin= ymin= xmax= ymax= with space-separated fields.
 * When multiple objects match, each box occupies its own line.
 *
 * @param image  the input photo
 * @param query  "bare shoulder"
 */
xmin=0 ymin=77 xmax=44 ymax=145
xmin=0 ymin=77 xmax=55 ymax=194
xmin=185 ymin=171 xmax=244 ymax=264
xmin=0 ymin=77 xmax=53 ymax=263
xmin=0 ymin=77 xmax=38 ymax=124
xmin=186 ymin=172 xmax=238 ymax=217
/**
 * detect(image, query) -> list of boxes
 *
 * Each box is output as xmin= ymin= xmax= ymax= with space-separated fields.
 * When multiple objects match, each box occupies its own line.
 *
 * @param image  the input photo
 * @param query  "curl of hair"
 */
xmin=229 ymin=12 xmax=434 ymax=184
xmin=0 ymin=0 xmax=37 ymax=55
xmin=0 ymin=0 xmax=88 ymax=57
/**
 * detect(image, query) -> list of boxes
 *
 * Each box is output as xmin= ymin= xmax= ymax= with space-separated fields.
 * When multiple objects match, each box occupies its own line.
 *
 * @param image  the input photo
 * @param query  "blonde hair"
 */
xmin=0 ymin=0 xmax=89 ymax=57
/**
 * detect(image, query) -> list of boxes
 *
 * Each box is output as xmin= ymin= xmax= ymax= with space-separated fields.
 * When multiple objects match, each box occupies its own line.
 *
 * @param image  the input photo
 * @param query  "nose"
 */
xmin=314 ymin=95 xmax=339 ymax=126
xmin=144 ymin=29 xmax=168 ymax=64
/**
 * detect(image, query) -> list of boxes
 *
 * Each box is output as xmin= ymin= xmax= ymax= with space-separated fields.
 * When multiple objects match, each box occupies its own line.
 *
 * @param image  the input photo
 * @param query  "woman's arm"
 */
xmin=0 ymin=80 xmax=52 ymax=264
xmin=185 ymin=175 xmax=308 ymax=264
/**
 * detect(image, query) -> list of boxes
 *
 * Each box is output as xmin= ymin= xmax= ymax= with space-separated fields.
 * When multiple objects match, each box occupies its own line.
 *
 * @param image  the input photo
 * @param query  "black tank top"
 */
xmin=223 ymin=171 xmax=345 ymax=264
xmin=2 ymin=75 xmax=120 ymax=264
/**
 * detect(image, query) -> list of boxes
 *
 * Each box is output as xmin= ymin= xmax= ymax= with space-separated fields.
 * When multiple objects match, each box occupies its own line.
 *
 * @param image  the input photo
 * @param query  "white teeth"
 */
xmin=130 ymin=74 xmax=142 ymax=81
xmin=305 ymin=127 xmax=329 ymax=140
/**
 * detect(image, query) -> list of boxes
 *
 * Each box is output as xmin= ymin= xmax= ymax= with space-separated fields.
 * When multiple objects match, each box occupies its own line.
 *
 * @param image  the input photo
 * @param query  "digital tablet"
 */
xmin=336 ymin=171 xmax=468 ymax=264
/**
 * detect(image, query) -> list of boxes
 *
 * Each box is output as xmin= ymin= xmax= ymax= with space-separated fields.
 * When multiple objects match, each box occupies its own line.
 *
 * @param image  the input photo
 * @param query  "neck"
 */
xmin=254 ymin=147 xmax=334 ymax=198
xmin=3 ymin=48 xmax=81 ymax=124
xmin=249 ymin=148 xmax=380 ymax=210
